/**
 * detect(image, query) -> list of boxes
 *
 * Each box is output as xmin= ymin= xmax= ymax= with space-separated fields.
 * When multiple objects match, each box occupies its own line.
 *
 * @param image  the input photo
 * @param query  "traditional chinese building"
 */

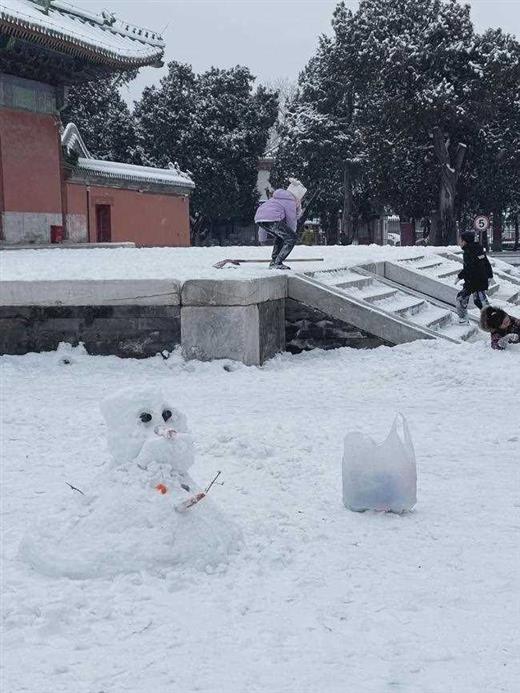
xmin=0 ymin=0 xmax=193 ymax=246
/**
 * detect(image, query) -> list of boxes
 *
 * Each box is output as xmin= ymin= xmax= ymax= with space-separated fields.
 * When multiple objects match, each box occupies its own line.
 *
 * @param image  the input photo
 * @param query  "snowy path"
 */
xmin=1 ymin=341 xmax=519 ymax=692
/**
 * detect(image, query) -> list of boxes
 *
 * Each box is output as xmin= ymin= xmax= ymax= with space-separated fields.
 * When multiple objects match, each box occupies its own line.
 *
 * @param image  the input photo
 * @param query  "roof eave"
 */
xmin=0 ymin=15 xmax=165 ymax=70
xmin=67 ymin=167 xmax=195 ymax=195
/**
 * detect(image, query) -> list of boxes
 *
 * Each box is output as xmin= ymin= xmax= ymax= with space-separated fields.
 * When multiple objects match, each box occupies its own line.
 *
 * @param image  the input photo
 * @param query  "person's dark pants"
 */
xmin=456 ymin=288 xmax=489 ymax=319
xmin=258 ymin=221 xmax=298 ymax=266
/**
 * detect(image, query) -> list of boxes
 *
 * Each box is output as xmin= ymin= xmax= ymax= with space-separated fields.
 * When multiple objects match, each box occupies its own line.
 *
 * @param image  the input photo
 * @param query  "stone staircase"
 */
xmin=392 ymin=252 xmax=520 ymax=306
xmin=312 ymin=268 xmax=478 ymax=344
xmin=288 ymin=251 xmax=520 ymax=349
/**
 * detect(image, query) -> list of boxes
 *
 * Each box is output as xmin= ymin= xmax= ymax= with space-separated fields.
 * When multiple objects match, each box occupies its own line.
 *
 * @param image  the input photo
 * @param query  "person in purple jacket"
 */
xmin=254 ymin=178 xmax=307 ymax=269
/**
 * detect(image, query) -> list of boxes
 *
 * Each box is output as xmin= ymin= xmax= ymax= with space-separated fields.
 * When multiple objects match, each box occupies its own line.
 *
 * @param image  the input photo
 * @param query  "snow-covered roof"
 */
xmin=74 ymin=158 xmax=195 ymax=190
xmin=61 ymin=122 xmax=194 ymax=191
xmin=61 ymin=122 xmax=90 ymax=158
xmin=0 ymin=0 xmax=165 ymax=69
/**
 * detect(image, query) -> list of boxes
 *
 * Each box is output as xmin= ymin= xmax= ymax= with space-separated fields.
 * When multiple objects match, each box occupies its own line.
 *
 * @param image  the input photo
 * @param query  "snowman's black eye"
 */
xmin=140 ymin=412 xmax=152 ymax=423
xmin=162 ymin=409 xmax=172 ymax=422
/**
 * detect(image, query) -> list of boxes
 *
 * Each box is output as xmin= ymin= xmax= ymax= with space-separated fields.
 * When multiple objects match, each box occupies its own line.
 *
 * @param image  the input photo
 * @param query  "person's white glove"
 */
xmin=497 ymin=334 xmax=519 ymax=349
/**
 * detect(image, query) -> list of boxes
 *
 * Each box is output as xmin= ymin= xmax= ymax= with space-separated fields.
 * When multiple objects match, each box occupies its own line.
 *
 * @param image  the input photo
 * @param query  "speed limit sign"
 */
xmin=473 ymin=215 xmax=490 ymax=232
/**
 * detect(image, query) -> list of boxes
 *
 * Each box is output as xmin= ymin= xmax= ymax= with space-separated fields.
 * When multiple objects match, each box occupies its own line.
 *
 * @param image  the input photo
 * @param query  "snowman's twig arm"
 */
xmin=205 ymin=471 xmax=222 ymax=494
xmin=66 ymin=482 xmax=85 ymax=496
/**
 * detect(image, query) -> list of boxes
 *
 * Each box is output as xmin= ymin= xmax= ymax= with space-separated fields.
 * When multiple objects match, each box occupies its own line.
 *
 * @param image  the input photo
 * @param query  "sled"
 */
xmin=213 ymin=257 xmax=324 ymax=269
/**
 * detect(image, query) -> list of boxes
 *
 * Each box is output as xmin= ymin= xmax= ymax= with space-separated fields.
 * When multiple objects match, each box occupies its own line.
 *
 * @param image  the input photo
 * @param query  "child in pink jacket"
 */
xmin=254 ymin=179 xmax=306 ymax=269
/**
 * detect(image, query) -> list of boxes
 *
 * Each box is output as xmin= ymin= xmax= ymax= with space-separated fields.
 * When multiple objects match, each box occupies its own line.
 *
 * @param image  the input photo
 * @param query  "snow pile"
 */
xmin=342 ymin=413 xmax=417 ymax=513
xmin=20 ymin=387 xmax=240 ymax=579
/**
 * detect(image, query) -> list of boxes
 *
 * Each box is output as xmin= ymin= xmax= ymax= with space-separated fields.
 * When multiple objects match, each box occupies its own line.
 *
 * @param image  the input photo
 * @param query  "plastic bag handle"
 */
xmin=391 ymin=413 xmax=414 ymax=455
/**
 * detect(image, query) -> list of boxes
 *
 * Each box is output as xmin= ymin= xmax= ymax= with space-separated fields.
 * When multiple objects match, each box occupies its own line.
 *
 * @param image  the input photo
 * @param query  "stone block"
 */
xmin=181 ymin=276 xmax=286 ymax=306
xmin=181 ymin=300 xmax=285 ymax=366
xmin=2 ymin=211 xmax=56 ymax=244
xmin=1 ymin=212 xmax=63 ymax=244
xmin=0 ymin=280 xmax=181 ymax=306
xmin=259 ymin=299 xmax=286 ymax=363
xmin=66 ymin=214 xmax=88 ymax=243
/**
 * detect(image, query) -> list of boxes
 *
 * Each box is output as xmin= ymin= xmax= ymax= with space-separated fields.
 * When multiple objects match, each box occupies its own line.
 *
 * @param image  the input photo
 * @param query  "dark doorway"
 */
xmin=96 ymin=204 xmax=111 ymax=242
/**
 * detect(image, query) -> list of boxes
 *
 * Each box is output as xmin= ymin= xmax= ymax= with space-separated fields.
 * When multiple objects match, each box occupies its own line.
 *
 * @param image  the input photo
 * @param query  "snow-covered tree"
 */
xmin=463 ymin=28 xmax=520 ymax=249
xmin=349 ymin=0 xmax=477 ymax=244
xmin=133 ymin=62 xmax=196 ymax=170
xmin=62 ymin=73 xmax=137 ymax=163
xmin=275 ymin=0 xmax=520 ymax=246
xmin=135 ymin=62 xmax=277 ymax=241
xmin=272 ymin=4 xmax=369 ymax=243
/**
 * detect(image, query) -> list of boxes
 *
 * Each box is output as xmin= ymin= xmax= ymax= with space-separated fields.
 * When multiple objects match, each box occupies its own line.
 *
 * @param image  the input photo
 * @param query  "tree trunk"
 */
xmin=431 ymin=127 xmax=467 ymax=246
xmin=322 ymin=210 xmax=338 ymax=245
xmin=492 ymin=209 xmax=503 ymax=252
xmin=340 ymin=160 xmax=354 ymax=244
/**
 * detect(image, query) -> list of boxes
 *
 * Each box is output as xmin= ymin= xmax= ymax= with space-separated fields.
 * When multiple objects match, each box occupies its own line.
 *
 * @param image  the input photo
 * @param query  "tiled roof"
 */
xmin=62 ymin=123 xmax=194 ymax=191
xmin=0 ymin=0 xmax=165 ymax=68
xmin=74 ymin=158 xmax=195 ymax=190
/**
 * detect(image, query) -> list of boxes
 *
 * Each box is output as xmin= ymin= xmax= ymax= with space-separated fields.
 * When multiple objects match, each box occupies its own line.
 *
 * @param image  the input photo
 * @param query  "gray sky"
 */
xmin=78 ymin=0 xmax=520 ymax=104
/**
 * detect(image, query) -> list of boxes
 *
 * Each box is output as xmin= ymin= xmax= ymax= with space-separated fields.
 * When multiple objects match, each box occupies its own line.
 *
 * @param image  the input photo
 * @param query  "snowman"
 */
xmin=20 ymin=387 xmax=240 ymax=579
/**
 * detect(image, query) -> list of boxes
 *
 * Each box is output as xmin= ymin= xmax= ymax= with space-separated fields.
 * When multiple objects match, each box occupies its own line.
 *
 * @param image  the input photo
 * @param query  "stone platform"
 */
xmin=0 ymin=276 xmax=288 ymax=365
xmin=1 ymin=266 xmax=471 ymax=363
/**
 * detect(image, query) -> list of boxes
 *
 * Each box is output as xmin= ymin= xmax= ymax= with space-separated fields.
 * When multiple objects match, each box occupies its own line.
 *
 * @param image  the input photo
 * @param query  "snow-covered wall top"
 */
xmin=61 ymin=122 xmax=194 ymax=190
xmin=74 ymin=158 xmax=195 ymax=190
xmin=0 ymin=0 xmax=165 ymax=68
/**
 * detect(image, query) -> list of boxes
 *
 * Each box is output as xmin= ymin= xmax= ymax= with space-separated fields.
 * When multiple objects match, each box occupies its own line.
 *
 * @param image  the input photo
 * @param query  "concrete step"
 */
xmin=334 ymin=276 xmax=374 ymax=290
xmin=411 ymin=260 xmax=444 ymax=270
xmin=399 ymin=255 xmax=425 ymax=263
xmin=412 ymin=305 xmax=453 ymax=331
xmin=441 ymin=323 xmax=479 ymax=342
xmin=383 ymin=295 xmax=427 ymax=317
xmin=358 ymin=287 xmax=399 ymax=303
xmin=437 ymin=269 xmax=460 ymax=280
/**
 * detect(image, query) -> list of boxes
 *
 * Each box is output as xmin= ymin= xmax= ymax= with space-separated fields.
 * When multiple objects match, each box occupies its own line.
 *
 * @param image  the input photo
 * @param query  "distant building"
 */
xmin=0 ymin=0 xmax=193 ymax=246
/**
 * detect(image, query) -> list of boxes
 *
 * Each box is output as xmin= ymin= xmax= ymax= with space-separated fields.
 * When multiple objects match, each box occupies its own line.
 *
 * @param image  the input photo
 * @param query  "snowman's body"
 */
xmin=20 ymin=388 xmax=240 ymax=579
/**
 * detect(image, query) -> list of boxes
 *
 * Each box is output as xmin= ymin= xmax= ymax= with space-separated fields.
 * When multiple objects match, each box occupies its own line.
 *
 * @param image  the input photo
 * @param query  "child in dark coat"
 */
xmin=455 ymin=230 xmax=493 ymax=323
xmin=480 ymin=306 xmax=520 ymax=350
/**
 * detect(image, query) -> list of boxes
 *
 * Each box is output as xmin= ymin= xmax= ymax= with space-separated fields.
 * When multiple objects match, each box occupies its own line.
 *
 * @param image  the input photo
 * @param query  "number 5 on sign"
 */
xmin=473 ymin=215 xmax=490 ymax=232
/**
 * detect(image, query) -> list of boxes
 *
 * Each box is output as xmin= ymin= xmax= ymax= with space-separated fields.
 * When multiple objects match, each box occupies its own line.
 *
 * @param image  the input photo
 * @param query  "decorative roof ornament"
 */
xmin=101 ymin=10 xmax=116 ymax=27
xmin=34 ymin=0 xmax=53 ymax=14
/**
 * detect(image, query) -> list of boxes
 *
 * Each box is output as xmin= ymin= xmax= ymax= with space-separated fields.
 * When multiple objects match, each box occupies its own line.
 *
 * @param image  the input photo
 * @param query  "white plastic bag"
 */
xmin=342 ymin=414 xmax=417 ymax=513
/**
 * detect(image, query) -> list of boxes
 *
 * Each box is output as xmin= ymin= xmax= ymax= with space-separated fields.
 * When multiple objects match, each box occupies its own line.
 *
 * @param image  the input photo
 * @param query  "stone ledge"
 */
xmin=181 ymin=276 xmax=287 ymax=306
xmin=0 ymin=280 xmax=181 ymax=306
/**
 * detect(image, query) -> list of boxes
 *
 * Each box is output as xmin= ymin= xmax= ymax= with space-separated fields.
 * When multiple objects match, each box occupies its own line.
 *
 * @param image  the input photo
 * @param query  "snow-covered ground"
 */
xmin=0 ymin=244 xmax=447 ymax=281
xmin=2 ymin=338 xmax=519 ymax=693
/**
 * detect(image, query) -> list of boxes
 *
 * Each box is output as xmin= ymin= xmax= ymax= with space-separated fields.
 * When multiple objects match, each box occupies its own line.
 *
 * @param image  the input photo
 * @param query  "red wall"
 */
xmin=0 ymin=108 xmax=62 ymax=213
xmin=66 ymin=183 xmax=190 ymax=247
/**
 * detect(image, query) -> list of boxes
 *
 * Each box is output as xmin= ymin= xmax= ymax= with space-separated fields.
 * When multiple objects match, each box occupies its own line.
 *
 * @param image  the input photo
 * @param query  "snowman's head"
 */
xmin=101 ymin=386 xmax=194 ymax=471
